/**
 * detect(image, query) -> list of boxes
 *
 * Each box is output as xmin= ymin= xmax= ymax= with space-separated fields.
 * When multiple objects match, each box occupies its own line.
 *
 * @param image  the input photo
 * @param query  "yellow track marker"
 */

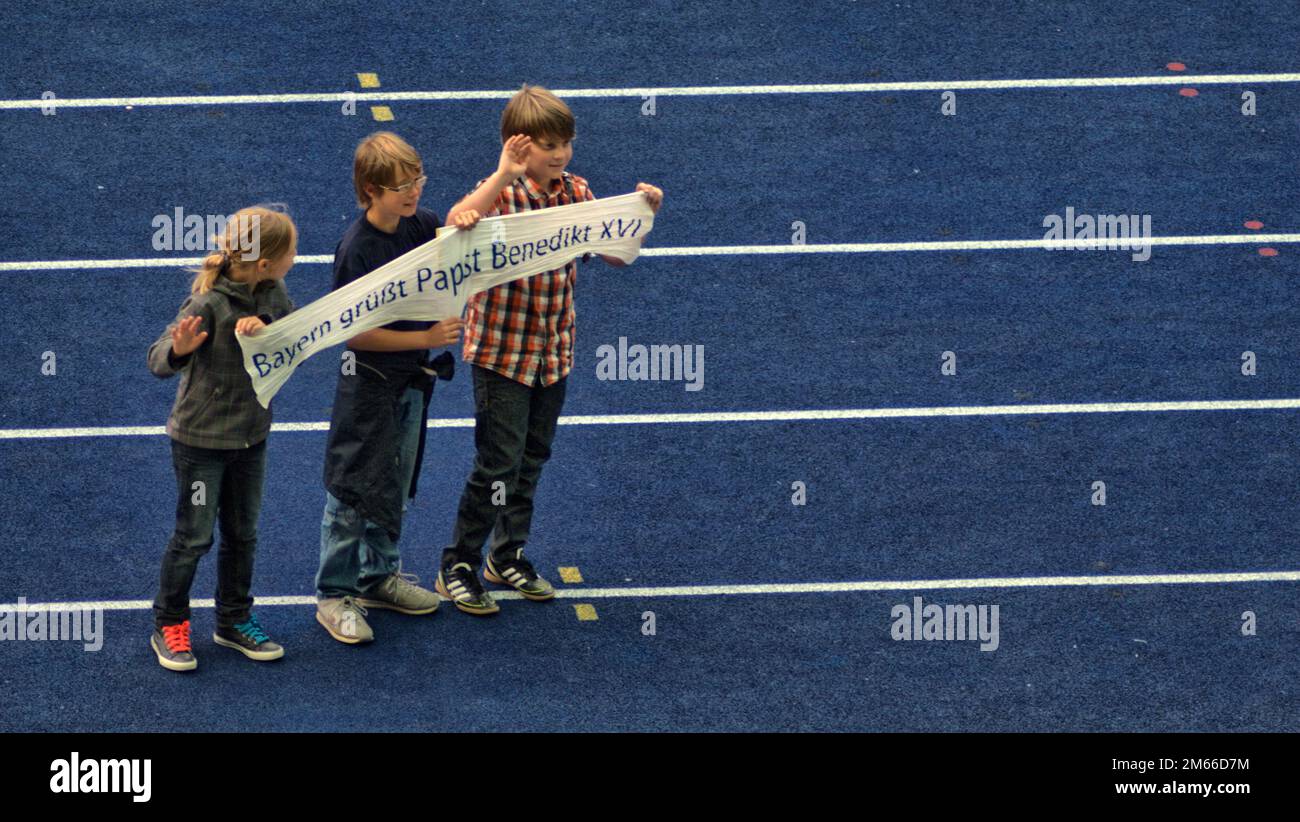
xmin=371 ymin=105 xmax=394 ymax=121
xmin=573 ymin=604 xmax=598 ymax=621
xmin=558 ymin=566 xmax=584 ymax=584
xmin=357 ymin=73 xmax=381 ymax=88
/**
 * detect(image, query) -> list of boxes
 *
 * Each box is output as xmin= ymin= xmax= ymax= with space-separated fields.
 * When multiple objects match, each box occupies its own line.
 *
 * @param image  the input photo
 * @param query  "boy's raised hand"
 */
xmin=235 ymin=316 xmax=266 ymax=336
xmin=171 ymin=315 xmax=208 ymax=356
xmin=496 ymin=134 xmax=532 ymax=180
xmin=426 ymin=317 xmax=465 ymax=348
xmin=636 ymin=182 xmax=664 ymax=212
xmin=451 ymin=209 xmax=483 ymax=230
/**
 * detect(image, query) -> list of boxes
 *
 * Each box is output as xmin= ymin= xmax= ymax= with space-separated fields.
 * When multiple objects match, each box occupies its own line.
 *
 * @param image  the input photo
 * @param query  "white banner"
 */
xmin=237 ymin=191 xmax=655 ymax=407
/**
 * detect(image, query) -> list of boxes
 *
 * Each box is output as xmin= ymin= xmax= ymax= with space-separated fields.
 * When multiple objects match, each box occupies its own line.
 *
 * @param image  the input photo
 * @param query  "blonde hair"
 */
xmin=190 ymin=205 xmax=297 ymax=295
xmin=500 ymin=84 xmax=575 ymax=143
xmin=353 ymin=131 xmax=423 ymax=208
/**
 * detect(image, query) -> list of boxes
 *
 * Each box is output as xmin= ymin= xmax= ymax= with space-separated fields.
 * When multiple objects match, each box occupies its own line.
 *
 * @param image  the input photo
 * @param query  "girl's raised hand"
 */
xmin=497 ymin=134 xmax=532 ymax=180
xmin=235 ymin=316 xmax=266 ymax=337
xmin=171 ymin=315 xmax=208 ymax=356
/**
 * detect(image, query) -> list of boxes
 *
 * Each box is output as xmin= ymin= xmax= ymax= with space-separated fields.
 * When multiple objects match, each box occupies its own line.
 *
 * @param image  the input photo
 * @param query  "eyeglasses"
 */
xmin=379 ymin=175 xmax=427 ymax=194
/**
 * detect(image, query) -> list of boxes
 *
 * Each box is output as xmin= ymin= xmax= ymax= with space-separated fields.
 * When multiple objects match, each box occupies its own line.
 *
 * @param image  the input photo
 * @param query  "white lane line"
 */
xmin=3 ymin=234 xmax=1298 ymax=272
xmin=0 ymin=255 xmax=333 ymax=271
xmin=5 ymin=73 xmax=1300 ymax=109
xmin=8 ymin=570 xmax=1300 ymax=612
xmin=3 ymin=398 xmax=1299 ymax=440
xmin=648 ymin=234 xmax=1300 ymax=254
xmin=555 ymin=398 xmax=1300 ymax=423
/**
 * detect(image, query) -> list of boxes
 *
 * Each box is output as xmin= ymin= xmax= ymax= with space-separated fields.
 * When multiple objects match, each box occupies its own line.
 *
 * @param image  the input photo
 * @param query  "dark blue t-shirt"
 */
xmin=333 ymin=207 xmax=442 ymax=370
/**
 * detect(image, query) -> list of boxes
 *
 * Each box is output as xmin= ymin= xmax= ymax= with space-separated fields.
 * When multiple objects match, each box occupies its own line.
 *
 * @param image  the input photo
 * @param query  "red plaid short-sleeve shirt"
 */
xmin=462 ymin=171 xmax=595 ymax=386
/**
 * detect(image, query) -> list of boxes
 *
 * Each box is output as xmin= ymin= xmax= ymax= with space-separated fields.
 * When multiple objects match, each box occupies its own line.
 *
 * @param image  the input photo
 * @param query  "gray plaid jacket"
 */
xmin=147 ymin=274 xmax=296 ymax=449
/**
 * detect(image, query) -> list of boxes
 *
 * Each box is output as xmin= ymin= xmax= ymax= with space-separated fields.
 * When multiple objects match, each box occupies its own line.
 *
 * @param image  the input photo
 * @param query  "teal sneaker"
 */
xmin=213 ymin=613 xmax=284 ymax=661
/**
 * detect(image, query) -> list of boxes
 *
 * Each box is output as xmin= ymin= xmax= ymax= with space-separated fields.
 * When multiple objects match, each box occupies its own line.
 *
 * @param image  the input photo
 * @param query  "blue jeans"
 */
xmin=443 ymin=365 xmax=567 ymax=570
xmin=316 ymin=386 xmax=423 ymax=598
xmin=153 ymin=438 xmax=267 ymax=629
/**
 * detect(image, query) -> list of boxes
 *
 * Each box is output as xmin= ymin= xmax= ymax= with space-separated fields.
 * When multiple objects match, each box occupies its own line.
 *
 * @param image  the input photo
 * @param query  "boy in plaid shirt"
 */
xmin=435 ymin=84 xmax=663 ymax=614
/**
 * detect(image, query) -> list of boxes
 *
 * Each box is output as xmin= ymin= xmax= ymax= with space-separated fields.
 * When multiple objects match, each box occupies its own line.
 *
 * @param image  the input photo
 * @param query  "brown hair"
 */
xmin=190 ymin=205 xmax=297 ymax=294
xmin=500 ymin=84 xmax=576 ymax=143
xmin=353 ymin=131 xmax=423 ymax=208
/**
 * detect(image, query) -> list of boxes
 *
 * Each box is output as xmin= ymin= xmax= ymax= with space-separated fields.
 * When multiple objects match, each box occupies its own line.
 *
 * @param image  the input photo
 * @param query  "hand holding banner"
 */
xmin=236 ymin=191 xmax=656 ymax=407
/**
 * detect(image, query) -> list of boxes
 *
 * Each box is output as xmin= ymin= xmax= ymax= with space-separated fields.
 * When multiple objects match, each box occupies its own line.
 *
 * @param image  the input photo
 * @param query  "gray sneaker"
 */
xmin=316 ymin=596 xmax=374 ymax=644
xmin=355 ymin=571 xmax=440 ymax=615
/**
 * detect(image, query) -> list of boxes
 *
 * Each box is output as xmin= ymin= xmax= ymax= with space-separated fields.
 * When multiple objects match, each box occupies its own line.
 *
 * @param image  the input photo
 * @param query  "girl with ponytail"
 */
xmin=145 ymin=205 xmax=298 ymax=672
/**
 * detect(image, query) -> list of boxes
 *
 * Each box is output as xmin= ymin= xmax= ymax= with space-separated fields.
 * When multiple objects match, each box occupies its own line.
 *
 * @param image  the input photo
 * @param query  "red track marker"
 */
xmin=1166 ymin=62 xmax=1187 ymax=71
xmin=1244 ymin=220 xmax=1264 ymax=230
xmin=1259 ymin=248 xmax=1279 ymax=257
xmin=1179 ymin=88 xmax=1199 ymax=97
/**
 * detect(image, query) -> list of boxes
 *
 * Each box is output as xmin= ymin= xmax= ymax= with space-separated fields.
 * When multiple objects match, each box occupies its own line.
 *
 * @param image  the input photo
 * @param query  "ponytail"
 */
xmin=190 ymin=249 xmax=228 ymax=295
xmin=188 ymin=206 xmax=295 ymax=294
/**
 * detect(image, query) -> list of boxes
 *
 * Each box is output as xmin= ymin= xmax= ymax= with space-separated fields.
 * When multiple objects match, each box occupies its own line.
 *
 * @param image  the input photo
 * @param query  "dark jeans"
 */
xmin=443 ymin=365 xmax=567 ymax=570
xmin=153 ymin=438 xmax=267 ymax=629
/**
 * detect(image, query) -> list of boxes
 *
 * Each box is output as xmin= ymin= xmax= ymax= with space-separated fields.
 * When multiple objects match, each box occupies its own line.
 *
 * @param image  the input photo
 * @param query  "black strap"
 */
xmin=406 ymin=352 xmax=454 ymax=500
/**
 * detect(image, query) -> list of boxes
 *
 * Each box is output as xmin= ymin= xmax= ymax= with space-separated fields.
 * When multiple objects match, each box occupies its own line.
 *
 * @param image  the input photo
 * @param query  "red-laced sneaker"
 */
xmin=151 ymin=620 xmax=197 ymax=672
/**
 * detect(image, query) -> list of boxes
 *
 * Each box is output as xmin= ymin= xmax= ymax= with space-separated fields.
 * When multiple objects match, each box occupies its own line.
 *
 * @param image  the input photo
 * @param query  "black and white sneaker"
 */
xmin=435 ymin=562 xmax=500 ymax=615
xmin=484 ymin=549 xmax=555 ymax=601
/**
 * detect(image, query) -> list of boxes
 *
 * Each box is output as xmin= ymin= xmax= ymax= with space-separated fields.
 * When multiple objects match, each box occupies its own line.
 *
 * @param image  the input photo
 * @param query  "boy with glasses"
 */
xmin=315 ymin=132 xmax=467 ymax=643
